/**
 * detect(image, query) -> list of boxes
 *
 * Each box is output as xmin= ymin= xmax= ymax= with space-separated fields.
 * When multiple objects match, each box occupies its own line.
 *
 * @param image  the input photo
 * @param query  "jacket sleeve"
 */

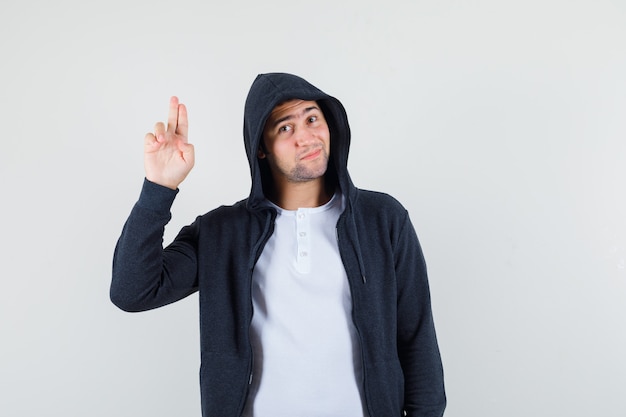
xmin=395 ymin=213 xmax=446 ymax=417
xmin=110 ymin=179 xmax=199 ymax=312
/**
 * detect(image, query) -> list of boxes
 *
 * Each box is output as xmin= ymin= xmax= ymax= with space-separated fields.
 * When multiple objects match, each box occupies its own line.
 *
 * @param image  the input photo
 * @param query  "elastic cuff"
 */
xmin=136 ymin=178 xmax=179 ymax=211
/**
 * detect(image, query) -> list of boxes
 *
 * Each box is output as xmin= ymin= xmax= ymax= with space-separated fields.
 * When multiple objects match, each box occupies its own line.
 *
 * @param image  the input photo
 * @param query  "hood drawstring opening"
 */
xmin=338 ymin=201 xmax=367 ymax=284
xmin=248 ymin=209 xmax=275 ymax=271
xmin=350 ymin=213 xmax=367 ymax=284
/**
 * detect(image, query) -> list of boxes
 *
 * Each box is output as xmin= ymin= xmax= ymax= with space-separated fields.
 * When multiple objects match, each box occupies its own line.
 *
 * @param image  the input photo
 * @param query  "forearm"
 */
xmin=110 ymin=179 xmax=198 ymax=312
xmin=399 ymin=316 xmax=446 ymax=417
xmin=396 ymin=215 xmax=446 ymax=416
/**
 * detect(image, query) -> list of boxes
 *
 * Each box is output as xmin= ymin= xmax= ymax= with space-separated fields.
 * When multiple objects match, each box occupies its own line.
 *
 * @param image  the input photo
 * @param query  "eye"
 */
xmin=308 ymin=116 xmax=318 ymax=123
xmin=278 ymin=125 xmax=292 ymax=133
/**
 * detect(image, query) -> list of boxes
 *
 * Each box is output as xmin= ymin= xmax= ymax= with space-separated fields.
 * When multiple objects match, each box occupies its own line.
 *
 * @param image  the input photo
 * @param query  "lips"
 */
xmin=300 ymin=148 xmax=322 ymax=161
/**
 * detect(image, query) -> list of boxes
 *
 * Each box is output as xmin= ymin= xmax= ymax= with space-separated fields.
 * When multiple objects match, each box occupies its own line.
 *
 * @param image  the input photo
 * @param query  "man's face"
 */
xmin=259 ymin=99 xmax=330 ymax=184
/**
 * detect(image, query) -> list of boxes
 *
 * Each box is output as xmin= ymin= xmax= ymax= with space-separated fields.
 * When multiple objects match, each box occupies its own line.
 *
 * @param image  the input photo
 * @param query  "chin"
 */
xmin=289 ymin=165 xmax=327 ymax=182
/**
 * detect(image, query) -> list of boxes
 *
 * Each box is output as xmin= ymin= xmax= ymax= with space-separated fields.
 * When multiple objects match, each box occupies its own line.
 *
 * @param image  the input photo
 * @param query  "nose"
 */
xmin=294 ymin=127 xmax=315 ymax=147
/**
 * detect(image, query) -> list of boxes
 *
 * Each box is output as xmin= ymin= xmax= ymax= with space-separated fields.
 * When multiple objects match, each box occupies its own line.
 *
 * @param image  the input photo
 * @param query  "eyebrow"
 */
xmin=270 ymin=106 xmax=320 ymax=129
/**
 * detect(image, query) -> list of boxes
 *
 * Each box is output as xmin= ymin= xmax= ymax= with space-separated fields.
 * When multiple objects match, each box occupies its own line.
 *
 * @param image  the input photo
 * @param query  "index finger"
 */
xmin=166 ymin=96 xmax=180 ymax=133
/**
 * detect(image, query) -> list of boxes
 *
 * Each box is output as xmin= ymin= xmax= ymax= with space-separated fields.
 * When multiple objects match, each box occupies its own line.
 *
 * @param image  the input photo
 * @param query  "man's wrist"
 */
xmin=137 ymin=178 xmax=179 ymax=211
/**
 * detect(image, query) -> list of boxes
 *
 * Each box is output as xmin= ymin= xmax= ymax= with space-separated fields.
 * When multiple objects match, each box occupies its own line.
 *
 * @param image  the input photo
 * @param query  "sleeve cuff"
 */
xmin=136 ymin=178 xmax=179 ymax=212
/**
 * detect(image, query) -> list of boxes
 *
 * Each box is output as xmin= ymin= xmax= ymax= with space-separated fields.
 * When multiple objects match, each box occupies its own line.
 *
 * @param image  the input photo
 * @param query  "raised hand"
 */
xmin=144 ymin=96 xmax=195 ymax=190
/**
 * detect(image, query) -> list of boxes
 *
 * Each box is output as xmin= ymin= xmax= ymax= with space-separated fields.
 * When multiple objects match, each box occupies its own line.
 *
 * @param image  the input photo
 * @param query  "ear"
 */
xmin=257 ymin=147 xmax=266 ymax=159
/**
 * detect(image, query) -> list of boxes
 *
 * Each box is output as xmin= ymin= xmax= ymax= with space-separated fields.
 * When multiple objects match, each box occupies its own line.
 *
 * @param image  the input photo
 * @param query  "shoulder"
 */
xmin=349 ymin=189 xmax=411 ymax=237
xmin=353 ymin=188 xmax=408 ymax=218
xmin=201 ymin=198 xmax=248 ymax=217
xmin=196 ymin=198 xmax=273 ymax=227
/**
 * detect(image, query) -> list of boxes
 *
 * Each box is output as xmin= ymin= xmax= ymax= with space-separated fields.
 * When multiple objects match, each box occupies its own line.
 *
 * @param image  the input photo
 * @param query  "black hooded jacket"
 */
xmin=111 ymin=73 xmax=446 ymax=417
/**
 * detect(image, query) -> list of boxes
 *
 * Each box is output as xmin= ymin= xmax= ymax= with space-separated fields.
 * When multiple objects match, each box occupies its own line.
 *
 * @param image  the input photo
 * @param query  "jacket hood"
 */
xmin=243 ymin=73 xmax=354 ymax=210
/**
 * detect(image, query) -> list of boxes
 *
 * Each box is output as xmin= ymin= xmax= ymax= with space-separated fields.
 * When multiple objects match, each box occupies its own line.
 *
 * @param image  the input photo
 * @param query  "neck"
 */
xmin=269 ymin=177 xmax=332 ymax=210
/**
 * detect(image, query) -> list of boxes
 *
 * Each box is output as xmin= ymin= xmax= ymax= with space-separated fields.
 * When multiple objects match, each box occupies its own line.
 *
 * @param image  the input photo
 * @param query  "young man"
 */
xmin=111 ymin=73 xmax=446 ymax=417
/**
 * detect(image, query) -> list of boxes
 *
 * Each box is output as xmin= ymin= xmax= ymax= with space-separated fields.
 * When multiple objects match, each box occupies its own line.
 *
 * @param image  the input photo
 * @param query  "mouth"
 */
xmin=300 ymin=148 xmax=322 ymax=161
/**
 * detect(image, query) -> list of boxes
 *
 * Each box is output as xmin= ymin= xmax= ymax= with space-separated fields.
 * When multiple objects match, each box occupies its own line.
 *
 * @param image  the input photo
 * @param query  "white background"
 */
xmin=1 ymin=0 xmax=625 ymax=416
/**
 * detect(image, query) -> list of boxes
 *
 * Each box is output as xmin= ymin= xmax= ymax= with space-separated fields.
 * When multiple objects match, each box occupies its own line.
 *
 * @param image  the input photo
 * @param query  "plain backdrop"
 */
xmin=1 ymin=0 xmax=625 ymax=416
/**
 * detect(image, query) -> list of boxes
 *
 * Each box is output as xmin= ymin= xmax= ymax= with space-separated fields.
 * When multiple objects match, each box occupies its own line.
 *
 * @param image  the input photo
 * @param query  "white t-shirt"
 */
xmin=243 ymin=192 xmax=367 ymax=417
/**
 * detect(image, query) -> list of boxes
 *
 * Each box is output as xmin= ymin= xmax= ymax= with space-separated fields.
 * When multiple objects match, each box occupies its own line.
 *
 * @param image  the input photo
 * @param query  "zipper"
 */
xmin=238 ymin=209 xmax=275 ymax=417
xmin=238 ymin=266 xmax=257 ymax=417
xmin=336 ymin=221 xmax=373 ymax=417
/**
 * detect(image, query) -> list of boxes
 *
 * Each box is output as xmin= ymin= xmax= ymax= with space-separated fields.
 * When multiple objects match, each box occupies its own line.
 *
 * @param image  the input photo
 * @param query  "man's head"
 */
xmin=243 ymin=73 xmax=351 ymax=210
xmin=258 ymin=99 xmax=330 ymax=186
